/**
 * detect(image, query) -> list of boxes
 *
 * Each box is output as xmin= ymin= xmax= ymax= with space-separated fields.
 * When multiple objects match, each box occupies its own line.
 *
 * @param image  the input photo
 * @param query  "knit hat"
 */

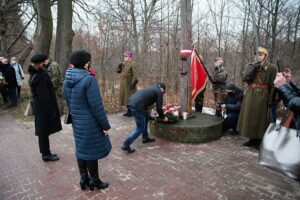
xmin=69 ymin=50 xmax=91 ymax=68
xmin=123 ymin=51 xmax=133 ymax=58
xmin=157 ymin=83 xmax=166 ymax=92
xmin=31 ymin=54 xmax=48 ymax=63
xmin=226 ymin=82 xmax=236 ymax=90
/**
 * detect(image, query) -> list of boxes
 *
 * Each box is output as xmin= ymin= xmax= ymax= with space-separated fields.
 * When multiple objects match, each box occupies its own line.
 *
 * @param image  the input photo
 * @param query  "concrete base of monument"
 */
xmin=150 ymin=112 xmax=223 ymax=143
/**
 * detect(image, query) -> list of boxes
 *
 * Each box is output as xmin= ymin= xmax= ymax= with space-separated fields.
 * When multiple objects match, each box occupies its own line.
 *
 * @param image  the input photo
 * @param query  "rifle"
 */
xmin=277 ymin=59 xmax=283 ymax=73
xmin=248 ymin=0 xmax=260 ymax=62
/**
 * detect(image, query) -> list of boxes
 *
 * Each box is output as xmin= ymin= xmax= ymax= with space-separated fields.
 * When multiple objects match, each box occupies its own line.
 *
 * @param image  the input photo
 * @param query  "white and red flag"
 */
xmin=191 ymin=48 xmax=208 ymax=101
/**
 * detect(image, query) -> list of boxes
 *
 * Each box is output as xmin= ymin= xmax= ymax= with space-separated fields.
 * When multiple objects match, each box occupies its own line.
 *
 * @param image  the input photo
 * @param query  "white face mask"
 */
xmin=11 ymin=61 xmax=16 ymax=64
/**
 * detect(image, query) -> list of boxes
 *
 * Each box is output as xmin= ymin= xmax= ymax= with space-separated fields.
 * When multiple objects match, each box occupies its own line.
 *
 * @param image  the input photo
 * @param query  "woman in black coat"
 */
xmin=29 ymin=54 xmax=62 ymax=162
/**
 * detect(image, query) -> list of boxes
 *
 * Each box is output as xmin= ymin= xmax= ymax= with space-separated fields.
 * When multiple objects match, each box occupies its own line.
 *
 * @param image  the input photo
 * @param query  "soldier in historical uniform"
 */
xmin=210 ymin=57 xmax=228 ymax=117
xmin=237 ymin=46 xmax=277 ymax=149
xmin=117 ymin=51 xmax=138 ymax=117
xmin=45 ymin=57 xmax=64 ymax=116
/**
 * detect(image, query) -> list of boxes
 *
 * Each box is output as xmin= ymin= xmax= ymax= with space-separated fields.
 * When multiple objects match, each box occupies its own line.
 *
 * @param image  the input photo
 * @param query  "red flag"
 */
xmin=191 ymin=48 xmax=208 ymax=101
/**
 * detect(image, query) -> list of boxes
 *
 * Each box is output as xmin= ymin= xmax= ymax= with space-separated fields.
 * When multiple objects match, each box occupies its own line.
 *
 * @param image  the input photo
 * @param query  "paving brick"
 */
xmin=1 ymin=110 xmax=300 ymax=200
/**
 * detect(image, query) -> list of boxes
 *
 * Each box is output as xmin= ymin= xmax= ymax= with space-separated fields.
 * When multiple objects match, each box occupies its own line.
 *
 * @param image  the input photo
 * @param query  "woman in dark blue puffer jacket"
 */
xmin=63 ymin=50 xmax=112 ymax=191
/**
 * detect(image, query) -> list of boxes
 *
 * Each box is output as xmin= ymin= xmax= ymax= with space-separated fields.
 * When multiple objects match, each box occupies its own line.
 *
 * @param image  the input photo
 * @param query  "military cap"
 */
xmin=214 ymin=57 xmax=223 ymax=62
xmin=257 ymin=46 xmax=269 ymax=56
xmin=31 ymin=54 xmax=48 ymax=63
xmin=123 ymin=51 xmax=133 ymax=58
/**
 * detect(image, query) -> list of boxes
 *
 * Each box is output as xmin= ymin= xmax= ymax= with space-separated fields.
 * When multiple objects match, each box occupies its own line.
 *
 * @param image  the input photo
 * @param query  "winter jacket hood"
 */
xmin=64 ymin=67 xmax=90 ymax=89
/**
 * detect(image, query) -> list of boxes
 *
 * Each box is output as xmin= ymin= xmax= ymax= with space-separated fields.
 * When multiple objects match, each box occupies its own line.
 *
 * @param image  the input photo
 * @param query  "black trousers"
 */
xmin=38 ymin=136 xmax=51 ymax=156
xmin=17 ymin=86 xmax=21 ymax=98
xmin=77 ymin=158 xmax=98 ymax=178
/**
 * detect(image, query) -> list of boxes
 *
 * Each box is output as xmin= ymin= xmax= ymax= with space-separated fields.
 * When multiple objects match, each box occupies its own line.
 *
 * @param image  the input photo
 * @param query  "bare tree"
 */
xmin=54 ymin=0 xmax=74 ymax=74
xmin=32 ymin=0 xmax=52 ymax=55
xmin=180 ymin=0 xmax=192 ymax=113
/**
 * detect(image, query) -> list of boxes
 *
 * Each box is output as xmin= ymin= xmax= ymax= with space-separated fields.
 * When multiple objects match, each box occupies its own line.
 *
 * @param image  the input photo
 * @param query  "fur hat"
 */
xmin=31 ymin=54 xmax=48 ymax=63
xmin=69 ymin=50 xmax=91 ymax=68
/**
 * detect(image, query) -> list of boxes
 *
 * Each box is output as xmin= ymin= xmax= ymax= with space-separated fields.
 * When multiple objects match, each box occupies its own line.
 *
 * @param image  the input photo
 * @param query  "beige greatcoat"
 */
xmin=119 ymin=60 xmax=138 ymax=106
xmin=237 ymin=61 xmax=277 ymax=139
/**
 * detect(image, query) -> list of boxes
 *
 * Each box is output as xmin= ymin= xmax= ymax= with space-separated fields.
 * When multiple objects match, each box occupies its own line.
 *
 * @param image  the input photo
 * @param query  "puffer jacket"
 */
xmin=63 ymin=67 xmax=111 ymax=160
xmin=277 ymin=82 xmax=300 ymax=129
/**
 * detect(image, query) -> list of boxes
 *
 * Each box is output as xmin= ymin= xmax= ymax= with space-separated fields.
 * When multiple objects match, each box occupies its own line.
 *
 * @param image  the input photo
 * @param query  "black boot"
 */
xmin=123 ymin=109 xmax=133 ymax=117
xmin=243 ymin=139 xmax=256 ymax=147
xmin=77 ymin=159 xmax=90 ymax=190
xmin=87 ymin=160 xmax=109 ymax=190
xmin=80 ymin=173 xmax=90 ymax=190
xmin=89 ymin=175 xmax=109 ymax=190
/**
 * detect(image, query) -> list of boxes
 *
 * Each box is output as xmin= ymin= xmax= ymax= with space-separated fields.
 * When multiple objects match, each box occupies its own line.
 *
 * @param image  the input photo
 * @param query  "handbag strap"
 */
xmin=282 ymin=111 xmax=294 ymax=128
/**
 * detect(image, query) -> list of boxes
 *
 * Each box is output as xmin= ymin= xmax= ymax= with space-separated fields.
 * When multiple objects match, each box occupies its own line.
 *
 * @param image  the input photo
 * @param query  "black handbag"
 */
xmin=64 ymin=111 xmax=72 ymax=124
xmin=259 ymin=112 xmax=300 ymax=179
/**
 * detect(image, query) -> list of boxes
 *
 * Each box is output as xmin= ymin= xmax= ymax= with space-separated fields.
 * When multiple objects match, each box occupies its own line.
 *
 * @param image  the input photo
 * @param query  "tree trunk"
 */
xmin=54 ymin=0 xmax=74 ymax=75
xmin=180 ymin=0 xmax=192 ymax=113
xmin=33 ymin=0 xmax=52 ymax=55
xmin=270 ymin=0 xmax=280 ymax=63
xmin=18 ymin=45 xmax=33 ymax=67
xmin=291 ymin=5 xmax=300 ymax=64
xmin=0 ymin=1 xmax=8 ymax=56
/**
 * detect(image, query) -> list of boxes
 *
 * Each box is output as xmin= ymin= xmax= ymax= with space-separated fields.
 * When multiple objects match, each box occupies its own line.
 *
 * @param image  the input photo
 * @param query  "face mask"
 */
xmin=227 ymin=92 xmax=234 ymax=95
xmin=11 ymin=61 xmax=16 ymax=64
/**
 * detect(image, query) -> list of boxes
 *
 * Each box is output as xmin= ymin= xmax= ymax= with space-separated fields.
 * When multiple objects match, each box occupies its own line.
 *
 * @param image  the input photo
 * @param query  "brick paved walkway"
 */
xmin=0 ymin=109 xmax=299 ymax=200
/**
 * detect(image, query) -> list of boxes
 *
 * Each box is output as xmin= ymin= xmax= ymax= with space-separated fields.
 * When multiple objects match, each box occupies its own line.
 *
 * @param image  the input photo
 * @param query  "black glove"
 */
xmin=130 ymin=79 xmax=138 ymax=89
xmin=116 ymin=63 xmax=123 ymax=73
xmin=245 ymin=62 xmax=260 ymax=83
xmin=253 ymin=61 xmax=261 ymax=70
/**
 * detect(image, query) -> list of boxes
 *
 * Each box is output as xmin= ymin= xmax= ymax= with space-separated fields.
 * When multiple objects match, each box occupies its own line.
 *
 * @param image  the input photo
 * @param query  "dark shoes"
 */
xmin=121 ymin=138 xmax=155 ymax=153
xmin=243 ymin=139 xmax=261 ymax=150
xmin=243 ymin=139 xmax=256 ymax=147
xmin=42 ymin=154 xmax=60 ymax=162
xmin=142 ymin=138 xmax=156 ymax=144
xmin=121 ymin=145 xmax=136 ymax=153
xmin=123 ymin=111 xmax=133 ymax=117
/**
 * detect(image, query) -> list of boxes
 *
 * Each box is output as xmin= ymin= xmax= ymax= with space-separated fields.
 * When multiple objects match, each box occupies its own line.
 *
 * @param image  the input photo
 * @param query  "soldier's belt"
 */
xmin=248 ymin=83 xmax=269 ymax=89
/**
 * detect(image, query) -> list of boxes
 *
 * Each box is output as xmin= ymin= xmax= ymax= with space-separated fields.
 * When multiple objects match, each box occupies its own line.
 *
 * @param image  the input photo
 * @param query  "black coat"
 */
xmin=127 ymin=85 xmax=165 ymax=118
xmin=277 ymin=82 xmax=300 ymax=129
xmin=28 ymin=65 xmax=62 ymax=136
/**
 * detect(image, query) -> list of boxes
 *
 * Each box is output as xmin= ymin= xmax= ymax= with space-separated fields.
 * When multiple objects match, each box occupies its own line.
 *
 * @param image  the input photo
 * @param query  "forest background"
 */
xmin=0 ymin=0 xmax=299 ymax=113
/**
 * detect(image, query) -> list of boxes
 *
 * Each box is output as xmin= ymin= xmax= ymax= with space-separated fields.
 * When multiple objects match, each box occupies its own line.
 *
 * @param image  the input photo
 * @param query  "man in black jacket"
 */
xmin=121 ymin=83 xmax=168 ymax=153
xmin=221 ymin=82 xmax=244 ymax=134
xmin=2 ymin=58 xmax=18 ymax=107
